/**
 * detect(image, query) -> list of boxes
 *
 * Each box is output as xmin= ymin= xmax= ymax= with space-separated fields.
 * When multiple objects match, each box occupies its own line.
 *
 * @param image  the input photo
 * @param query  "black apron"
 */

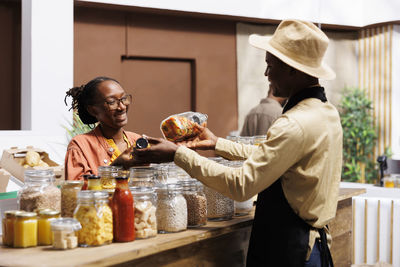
xmin=246 ymin=86 xmax=333 ymax=267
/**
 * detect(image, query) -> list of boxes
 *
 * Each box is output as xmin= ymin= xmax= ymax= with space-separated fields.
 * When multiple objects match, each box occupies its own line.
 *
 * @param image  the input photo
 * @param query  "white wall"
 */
xmin=392 ymin=25 xmax=400 ymax=159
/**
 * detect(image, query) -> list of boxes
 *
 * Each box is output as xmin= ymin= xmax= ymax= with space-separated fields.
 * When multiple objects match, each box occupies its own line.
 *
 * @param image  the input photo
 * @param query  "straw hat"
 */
xmin=249 ymin=19 xmax=336 ymax=80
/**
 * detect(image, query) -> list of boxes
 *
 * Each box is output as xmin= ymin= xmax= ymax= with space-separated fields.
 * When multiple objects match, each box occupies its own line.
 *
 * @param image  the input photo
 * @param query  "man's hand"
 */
xmin=178 ymin=123 xmax=218 ymax=150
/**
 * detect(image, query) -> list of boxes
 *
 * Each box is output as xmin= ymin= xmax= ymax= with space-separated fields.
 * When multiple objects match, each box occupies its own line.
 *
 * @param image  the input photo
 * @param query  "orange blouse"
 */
xmin=64 ymin=125 xmax=141 ymax=180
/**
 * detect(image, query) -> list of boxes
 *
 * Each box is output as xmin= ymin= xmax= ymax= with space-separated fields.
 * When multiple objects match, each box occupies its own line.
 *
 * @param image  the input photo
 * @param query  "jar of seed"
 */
xmin=204 ymin=186 xmax=234 ymax=221
xmin=179 ymin=179 xmax=207 ymax=227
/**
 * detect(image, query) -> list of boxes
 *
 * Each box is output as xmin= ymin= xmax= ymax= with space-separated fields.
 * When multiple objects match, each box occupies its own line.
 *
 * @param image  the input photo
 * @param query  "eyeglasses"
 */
xmin=103 ymin=94 xmax=132 ymax=110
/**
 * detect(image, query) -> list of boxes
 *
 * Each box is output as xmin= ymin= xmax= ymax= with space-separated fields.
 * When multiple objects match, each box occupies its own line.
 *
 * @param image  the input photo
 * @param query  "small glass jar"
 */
xmin=74 ymin=191 xmax=113 ymax=247
xmin=18 ymin=169 xmax=61 ymax=212
xmin=129 ymin=167 xmax=156 ymax=187
xmin=87 ymin=175 xmax=102 ymax=190
xmin=234 ymin=199 xmax=254 ymax=216
xmin=61 ymin=180 xmax=83 ymax=217
xmin=156 ymin=184 xmax=187 ymax=233
xmin=51 ymin=218 xmax=81 ymax=249
xmin=179 ymin=179 xmax=207 ymax=227
xmin=237 ymin=136 xmax=254 ymax=145
xmin=383 ymin=177 xmax=395 ymax=188
xmin=98 ymin=166 xmax=122 ymax=190
xmin=2 ymin=210 xmax=22 ymax=247
xmin=204 ymin=186 xmax=234 ymax=221
xmin=38 ymin=209 xmax=60 ymax=245
xmin=130 ymin=186 xmax=158 ymax=239
xmin=253 ymin=135 xmax=267 ymax=146
xmin=14 ymin=211 xmax=38 ymax=248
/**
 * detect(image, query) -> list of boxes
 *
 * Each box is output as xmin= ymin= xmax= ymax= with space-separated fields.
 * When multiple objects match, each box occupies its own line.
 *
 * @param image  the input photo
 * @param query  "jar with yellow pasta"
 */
xmin=98 ymin=166 xmax=122 ymax=189
xmin=73 ymin=191 xmax=113 ymax=247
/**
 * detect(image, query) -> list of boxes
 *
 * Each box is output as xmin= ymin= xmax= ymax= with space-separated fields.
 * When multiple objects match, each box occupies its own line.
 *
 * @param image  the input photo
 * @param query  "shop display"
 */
xmin=179 ymin=179 xmax=207 ymax=227
xmin=130 ymin=187 xmax=157 ymax=239
xmin=204 ymin=186 xmax=234 ymax=221
xmin=74 ymin=191 xmax=113 ymax=247
xmin=98 ymin=166 xmax=122 ymax=190
xmin=61 ymin=180 xmax=83 ymax=217
xmin=50 ymin=218 xmax=81 ymax=250
xmin=156 ymin=184 xmax=187 ymax=233
xmin=37 ymin=209 xmax=60 ymax=246
xmin=160 ymin=111 xmax=207 ymax=142
xmin=13 ymin=212 xmax=37 ymax=248
xmin=2 ymin=210 xmax=22 ymax=247
xmin=18 ymin=169 xmax=61 ymax=212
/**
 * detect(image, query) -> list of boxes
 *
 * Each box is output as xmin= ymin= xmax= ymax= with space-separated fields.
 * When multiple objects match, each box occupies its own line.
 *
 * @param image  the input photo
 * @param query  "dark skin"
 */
xmin=131 ymin=52 xmax=320 ymax=165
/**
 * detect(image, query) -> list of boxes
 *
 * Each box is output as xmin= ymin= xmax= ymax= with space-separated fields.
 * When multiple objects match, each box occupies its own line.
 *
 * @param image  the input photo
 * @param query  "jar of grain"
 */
xmin=179 ymin=179 xmax=207 ymax=227
xmin=74 ymin=191 xmax=113 ymax=246
xmin=129 ymin=167 xmax=156 ymax=187
xmin=130 ymin=186 xmax=157 ymax=239
xmin=156 ymin=183 xmax=187 ymax=233
xmin=98 ymin=166 xmax=122 ymax=190
xmin=18 ymin=169 xmax=61 ymax=212
xmin=61 ymin=180 xmax=83 ymax=217
xmin=50 ymin=218 xmax=81 ymax=249
xmin=204 ymin=186 xmax=234 ymax=221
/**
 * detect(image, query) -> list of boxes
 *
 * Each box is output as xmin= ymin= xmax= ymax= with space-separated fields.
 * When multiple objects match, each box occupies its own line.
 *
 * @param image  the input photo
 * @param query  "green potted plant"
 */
xmin=63 ymin=112 xmax=95 ymax=141
xmin=339 ymin=87 xmax=377 ymax=183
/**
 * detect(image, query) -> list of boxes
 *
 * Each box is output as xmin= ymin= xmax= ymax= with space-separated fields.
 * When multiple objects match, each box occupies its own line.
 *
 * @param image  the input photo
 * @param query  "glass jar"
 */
xmin=204 ymin=186 xmax=234 ymax=221
xmin=156 ymin=184 xmax=187 ymax=233
xmin=2 ymin=210 xmax=22 ymax=247
xmin=234 ymin=199 xmax=254 ymax=216
xmin=74 ymin=191 xmax=113 ymax=247
xmin=130 ymin=186 xmax=157 ymax=239
xmin=237 ymin=136 xmax=254 ymax=145
xmin=38 ymin=209 xmax=60 ymax=245
xmin=61 ymin=180 xmax=83 ymax=217
xmin=179 ymin=179 xmax=207 ymax=227
xmin=383 ymin=177 xmax=395 ymax=188
xmin=253 ymin=135 xmax=267 ymax=146
xmin=112 ymin=176 xmax=135 ymax=242
xmin=98 ymin=166 xmax=122 ymax=190
xmin=87 ymin=175 xmax=102 ymax=190
xmin=18 ymin=169 xmax=61 ymax=212
xmin=129 ymin=167 xmax=156 ymax=187
xmin=51 ymin=218 xmax=81 ymax=249
xmin=14 ymin=211 xmax=38 ymax=248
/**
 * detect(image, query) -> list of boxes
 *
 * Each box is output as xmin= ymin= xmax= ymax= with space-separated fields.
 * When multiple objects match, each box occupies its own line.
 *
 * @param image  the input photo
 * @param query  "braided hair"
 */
xmin=64 ymin=76 xmax=120 ymax=124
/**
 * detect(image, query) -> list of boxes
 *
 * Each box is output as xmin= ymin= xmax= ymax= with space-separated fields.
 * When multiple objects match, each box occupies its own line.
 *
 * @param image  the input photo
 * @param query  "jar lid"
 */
xmin=51 ymin=218 xmax=82 ymax=231
xmin=16 ymin=211 xmax=37 ymax=218
xmin=130 ymin=186 xmax=155 ymax=195
xmin=77 ymin=190 xmax=94 ymax=200
xmin=87 ymin=175 xmax=100 ymax=180
xmin=135 ymin=137 xmax=149 ymax=149
xmin=129 ymin=167 xmax=157 ymax=178
xmin=38 ymin=209 xmax=60 ymax=216
xmin=24 ymin=169 xmax=54 ymax=181
xmin=4 ymin=210 xmax=23 ymax=218
xmin=63 ymin=180 xmax=84 ymax=186
xmin=156 ymin=183 xmax=182 ymax=193
xmin=93 ymin=191 xmax=108 ymax=200
xmin=98 ymin=165 xmax=122 ymax=172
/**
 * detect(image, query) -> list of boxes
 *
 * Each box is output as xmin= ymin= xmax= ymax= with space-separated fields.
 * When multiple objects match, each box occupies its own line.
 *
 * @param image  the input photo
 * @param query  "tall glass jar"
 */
xmin=156 ymin=184 xmax=187 ymax=233
xmin=129 ymin=167 xmax=156 ymax=187
xmin=74 ymin=191 xmax=113 ymax=247
xmin=179 ymin=179 xmax=207 ymax=227
xmin=18 ymin=169 xmax=61 ymax=212
xmin=112 ymin=176 xmax=135 ymax=242
xmin=204 ymin=186 xmax=234 ymax=221
xmin=61 ymin=180 xmax=83 ymax=217
xmin=14 ymin=211 xmax=38 ymax=248
xmin=37 ymin=209 xmax=60 ymax=246
xmin=98 ymin=166 xmax=122 ymax=190
xmin=2 ymin=210 xmax=22 ymax=247
xmin=130 ymin=186 xmax=157 ymax=239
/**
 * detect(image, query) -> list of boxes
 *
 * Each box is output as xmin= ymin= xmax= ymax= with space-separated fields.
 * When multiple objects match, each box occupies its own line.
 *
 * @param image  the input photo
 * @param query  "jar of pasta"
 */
xmin=204 ymin=186 xmax=234 ymax=221
xmin=51 ymin=218 xmax=81 ymax=249
xmin=130 ymin=186 xmax=157 ymax=239
xmin=2 ymin=210 xmax=22 ymax=247
xmin=18 ymin=169 xmax=61 ymax=212
xmin=129 ymin=167 xmax=156 ymax=187
xmin=156 ymin=184 xmax=187 ymax=233
xmin=98 ymin=166 xmax=122 ymax=189
xmin=74 ymin=191 xmax=113 ymax=247
xmin=61 ymin=180 xmax=83 ymax=217
xmin=179 ymin=179 xmax=207 ymax=227
xmin=14 ymin=211 xmax=38 ymax=248
xmin=38 ymin=209 xmax=60 ymax=245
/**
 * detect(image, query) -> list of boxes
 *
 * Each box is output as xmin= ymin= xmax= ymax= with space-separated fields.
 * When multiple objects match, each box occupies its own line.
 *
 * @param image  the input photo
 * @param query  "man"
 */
xmin=240 ymin=85 xmax=286 ymax=136
xmin=133 ymin=20 xmax=342 ymax=267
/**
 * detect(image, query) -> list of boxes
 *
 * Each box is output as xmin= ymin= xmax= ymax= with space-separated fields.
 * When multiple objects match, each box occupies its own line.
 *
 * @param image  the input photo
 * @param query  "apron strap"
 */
xmin=318 ymin=228 xmax=334 ymax=267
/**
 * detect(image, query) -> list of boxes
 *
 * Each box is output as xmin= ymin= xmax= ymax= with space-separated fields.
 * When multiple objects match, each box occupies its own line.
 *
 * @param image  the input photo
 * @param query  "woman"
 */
xmin=64 ymin=76 xmax=141 ymax=180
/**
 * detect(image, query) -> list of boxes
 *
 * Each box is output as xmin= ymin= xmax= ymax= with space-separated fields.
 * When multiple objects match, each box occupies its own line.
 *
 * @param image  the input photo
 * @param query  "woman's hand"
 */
xmin=178 ymin=124 xmax=218 ymax=150
xmin=133 ymin=137 xmax=179 ymax=164
xmin=111 ymin=145 xmax=137 ymax=170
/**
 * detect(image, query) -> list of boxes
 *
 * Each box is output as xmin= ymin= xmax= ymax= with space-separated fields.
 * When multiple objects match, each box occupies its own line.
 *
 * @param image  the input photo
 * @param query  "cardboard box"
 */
xmin=0 ymin=168 xmax=11 ymax=193
xmin=0 ymin=146 xmax=64 ymax=184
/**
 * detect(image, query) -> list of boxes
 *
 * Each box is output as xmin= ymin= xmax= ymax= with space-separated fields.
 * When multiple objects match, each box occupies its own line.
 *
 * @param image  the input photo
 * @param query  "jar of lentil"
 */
xmin=204 ymin=186 xmax=234 ymax=221
xmin=51 ymin=218 xmax=81 ymax=249
xmin=130 ymin=186 xmax=158 ymax=239
xmin=37 ymin=209 xmax=60 ymax=246
xmin=129 ymin=167 xmax=156 ymax=187
xmin=98 ymin=166 xmax=122 ymax=190
xmin=2 ymin=210 xmax=22 ymax=247
xmin=156 ymin=184 xmax=187 ymax=233
xmin=18 ymin=169 xmax=61 ymax=212
xmin=179 ymin=179 xmax=207 ymax=227
xmin=61 ymin=180 xmax=83 ymax=217
xmin=74 ymin=191 xmax=113 ymax=247
xmin=14 ymin=211 xmax=38 ymax=248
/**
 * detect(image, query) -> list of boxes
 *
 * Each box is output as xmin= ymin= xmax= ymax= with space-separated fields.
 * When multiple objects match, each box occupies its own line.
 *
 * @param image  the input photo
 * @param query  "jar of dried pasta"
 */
xmin=130 ymin=186 xmax=157 ymax=239
xmin=74 ymin=191 xmax=113 ymax=246
xmin=61 ymin=180 xmax=83 ymax=217
xmin=98 ymin=166 xmax=122 ymax=190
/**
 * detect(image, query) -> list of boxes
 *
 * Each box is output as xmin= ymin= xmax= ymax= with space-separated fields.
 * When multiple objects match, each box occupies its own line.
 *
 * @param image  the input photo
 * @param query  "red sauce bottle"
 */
xmin=112 ymin=176 xmax=135 ymax=242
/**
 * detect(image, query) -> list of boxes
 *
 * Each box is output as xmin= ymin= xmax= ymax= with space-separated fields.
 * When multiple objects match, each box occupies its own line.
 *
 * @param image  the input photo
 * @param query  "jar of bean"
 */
xmin=179 ymin=179 xmax=207 ymax=227
xmin=204 ymin=186 xmax=234 ymax=221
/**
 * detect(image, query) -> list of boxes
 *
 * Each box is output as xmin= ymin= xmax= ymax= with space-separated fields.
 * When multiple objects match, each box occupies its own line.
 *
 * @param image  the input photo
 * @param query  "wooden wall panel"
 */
xmin=0 ymin=0 xmax=21 ymax=130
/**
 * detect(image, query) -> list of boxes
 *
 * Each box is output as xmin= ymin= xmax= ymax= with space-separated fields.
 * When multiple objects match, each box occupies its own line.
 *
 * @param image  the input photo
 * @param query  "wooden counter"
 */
xmin=0 ymin=187 xmax=365 ymax=267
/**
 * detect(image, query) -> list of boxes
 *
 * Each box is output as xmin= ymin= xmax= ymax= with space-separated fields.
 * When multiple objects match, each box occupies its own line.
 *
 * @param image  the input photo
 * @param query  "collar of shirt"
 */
xmin=282 ymin=86 xmax=327 ymax=114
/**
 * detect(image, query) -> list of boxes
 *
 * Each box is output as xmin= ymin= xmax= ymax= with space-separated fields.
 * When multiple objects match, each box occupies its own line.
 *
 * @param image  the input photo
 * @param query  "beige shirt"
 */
xmin=174 ymin=98 xmax=342 ymax=258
